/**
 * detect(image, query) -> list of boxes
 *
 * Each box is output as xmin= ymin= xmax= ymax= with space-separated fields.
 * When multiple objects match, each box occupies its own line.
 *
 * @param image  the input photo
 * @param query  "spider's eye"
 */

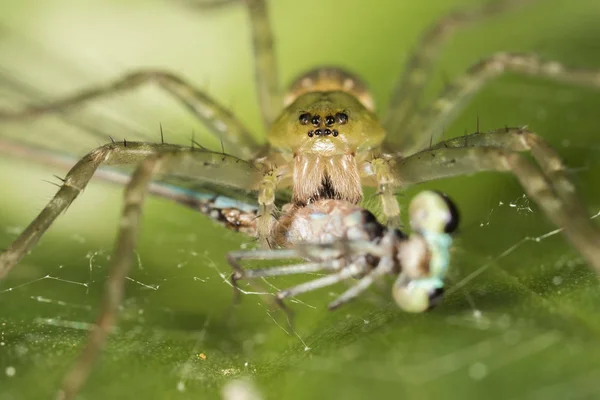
xmin=408 ymin=190 xmax=459 ymax=234
xmin=325 ymin=115 xmax=335 ymax=126
xmin=335 ymin=112 xmax=348 ymax=125
xmin=299 ymin=112 xmax=311 ymax=125
xmin=332 ymin=129 xmax=339 ymax=137
xmin=311 ymin=115 xmax=321 ymax=126
xmin=392 ymin=277 xmax=444 ymax=313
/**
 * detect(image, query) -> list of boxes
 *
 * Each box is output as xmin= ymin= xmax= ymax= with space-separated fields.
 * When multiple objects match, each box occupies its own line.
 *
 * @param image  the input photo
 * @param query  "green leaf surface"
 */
xmin=1 ymin=1 xmax=600 ymax=399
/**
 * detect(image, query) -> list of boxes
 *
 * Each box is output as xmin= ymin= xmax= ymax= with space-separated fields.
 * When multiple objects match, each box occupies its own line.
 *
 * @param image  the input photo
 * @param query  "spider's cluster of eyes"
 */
xmin=299 ymin=111 xmax=348 ymax=137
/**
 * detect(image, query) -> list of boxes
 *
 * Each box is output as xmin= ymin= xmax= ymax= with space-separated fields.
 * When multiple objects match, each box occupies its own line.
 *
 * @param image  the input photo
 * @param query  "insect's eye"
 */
xmin=335 ymin=112 xmax=348 ymax=125
xmin=438 ymin=192 xmax=459 ymax=233
xmin=325 ymin=115 xmax=335 ymax=126
xmin=408 ymin=190 xmax=459 ymax=234
xmin=299 ymin=112 xmax=311 ymax=125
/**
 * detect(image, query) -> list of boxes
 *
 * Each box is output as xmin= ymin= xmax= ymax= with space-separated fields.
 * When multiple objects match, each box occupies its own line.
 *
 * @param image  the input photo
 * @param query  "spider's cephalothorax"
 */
xmin=268 ymin=67 xmax=385 ymax=206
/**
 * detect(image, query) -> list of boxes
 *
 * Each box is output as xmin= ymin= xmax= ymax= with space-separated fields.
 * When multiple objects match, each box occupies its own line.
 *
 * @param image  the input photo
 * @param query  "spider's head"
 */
xmin=268 ymin=68 xmax=385 ymax=156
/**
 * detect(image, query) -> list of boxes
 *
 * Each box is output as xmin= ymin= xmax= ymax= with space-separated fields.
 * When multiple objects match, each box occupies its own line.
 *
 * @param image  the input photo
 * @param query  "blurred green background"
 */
xmin=1 ymin=0 xmax=600 ymax=399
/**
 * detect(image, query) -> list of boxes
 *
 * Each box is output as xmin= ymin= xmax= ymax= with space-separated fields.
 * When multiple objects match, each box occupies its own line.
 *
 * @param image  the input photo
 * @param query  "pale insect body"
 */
xmin=230 ymin=191 xmax=458 ymax=314
xmin=1 ymin=0 xmax=600 ymax=398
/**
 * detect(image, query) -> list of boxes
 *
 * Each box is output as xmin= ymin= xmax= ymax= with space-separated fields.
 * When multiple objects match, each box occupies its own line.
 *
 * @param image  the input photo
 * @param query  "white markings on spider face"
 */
xmin=310 ymin=138 xmax=336 ymax=153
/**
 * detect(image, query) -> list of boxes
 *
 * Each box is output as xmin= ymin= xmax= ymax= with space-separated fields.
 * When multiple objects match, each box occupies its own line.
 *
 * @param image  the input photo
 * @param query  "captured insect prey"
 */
xmin=1 ymin=0 xmax=600 ymax=399
xmin=230 ymin=191 xmax=458 ymax=314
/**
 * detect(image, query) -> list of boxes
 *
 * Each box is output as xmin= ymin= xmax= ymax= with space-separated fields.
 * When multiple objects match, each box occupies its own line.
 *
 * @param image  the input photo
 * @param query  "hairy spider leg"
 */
xmin=385 ymin=53 xmax=600 ymax=155
xmin=54 ymin=146 xmax=266 ymax=399
xmin=393 ymin=128 xmax=600 ymax=274
xmin=383 ymin=0 xmax=538 ymax=138
xmin=180 ymin=0 xmax=282 ymax=127
xmin=0 ymin=142 xmax=262 ymax=279
xmin=0 ymin=71 xmax=259 ymax=159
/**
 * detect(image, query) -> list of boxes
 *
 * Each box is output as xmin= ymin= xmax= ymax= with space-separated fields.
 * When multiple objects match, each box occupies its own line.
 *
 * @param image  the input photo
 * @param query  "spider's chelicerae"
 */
xmin=1 ymin=0 xmax=600 ymax=398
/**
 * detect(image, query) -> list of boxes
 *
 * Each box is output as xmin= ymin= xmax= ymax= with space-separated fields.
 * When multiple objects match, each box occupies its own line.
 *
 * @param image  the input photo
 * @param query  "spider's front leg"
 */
xmin=391 ymin=127 xmax=600 ymax=275
xmin=0 ymin=141 xmax=262 ymax=279
xmin=52 ymin=147 xmax=262 ymax=400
